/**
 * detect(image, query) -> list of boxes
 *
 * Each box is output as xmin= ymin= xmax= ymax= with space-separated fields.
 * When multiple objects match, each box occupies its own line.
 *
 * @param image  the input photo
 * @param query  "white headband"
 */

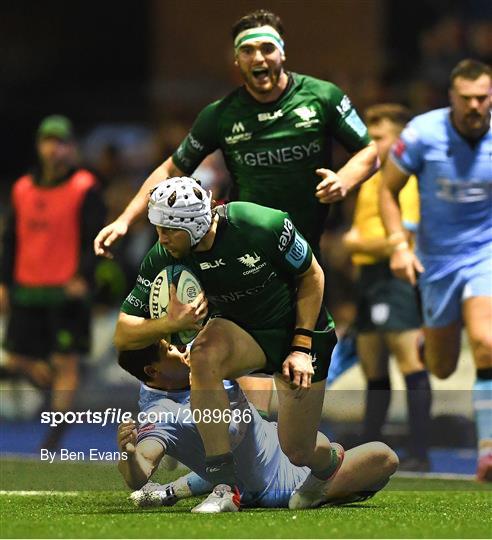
xmin=234 ymin=25 xmax=285 ymax=56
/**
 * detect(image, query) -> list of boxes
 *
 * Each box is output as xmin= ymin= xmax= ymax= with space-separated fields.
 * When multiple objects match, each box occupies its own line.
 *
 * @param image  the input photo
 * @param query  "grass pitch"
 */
xmin=1 ymin=458 xmax=491 ymax=538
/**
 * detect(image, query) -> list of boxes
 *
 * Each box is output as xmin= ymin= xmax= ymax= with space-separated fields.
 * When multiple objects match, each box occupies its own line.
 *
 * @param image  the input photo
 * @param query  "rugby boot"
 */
xmin=191 ymin=484 xmax=240 ymax=513
xmin=130 ymin=481 xmax=178 ymax=507
xmin=289 ymin=443 xmax=345 ymax=509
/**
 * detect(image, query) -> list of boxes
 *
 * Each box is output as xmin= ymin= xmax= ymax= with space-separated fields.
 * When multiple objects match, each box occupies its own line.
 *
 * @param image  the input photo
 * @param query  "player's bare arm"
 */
xmin=117 ymin=421 xmax=164 ymax=490
xmin=379 ymin=158 xmax=424 ymax=285
xmin=282 ymin=257 xmax=324 ymax=389
xmin=94 ymin=156 xmax=184 ymax=258
xmin=315 ymin=141 xmax=379 ymax=203
xmin=342 ymin=227 xmax=400 ymax=259
xmin=114 ymin=287 xmax=207 ymax=351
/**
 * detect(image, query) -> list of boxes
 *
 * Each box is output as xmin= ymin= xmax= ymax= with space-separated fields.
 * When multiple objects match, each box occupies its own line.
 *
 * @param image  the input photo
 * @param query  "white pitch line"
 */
xmin=0 ymin=490 xmax=80 ymax=496
xmin=0 ymin=452 xmax=41 ymax=460
xmin=395 ymin=471 xmax=476 ymax=480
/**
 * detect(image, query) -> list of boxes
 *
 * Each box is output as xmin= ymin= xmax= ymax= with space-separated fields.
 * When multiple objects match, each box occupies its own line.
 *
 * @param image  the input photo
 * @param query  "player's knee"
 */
xmin=189 ymin=351 xmax=221 ymax=380
xmin=367 ymin=442 xmax=399 ymax=475
xmin=283 ymin=446 xmax=313 ymax=468
xmin=429 ymin=362 xmax=455 ymax=380
xmin=189 ymin=342 xmax=226 ymax=381
xmin=377 ymin=443 xmax=399 ymax=475
xmin=425 ymin=352 xmax=456 ymax=379
xmin=287 ymin=452 xmax=311 ymax=468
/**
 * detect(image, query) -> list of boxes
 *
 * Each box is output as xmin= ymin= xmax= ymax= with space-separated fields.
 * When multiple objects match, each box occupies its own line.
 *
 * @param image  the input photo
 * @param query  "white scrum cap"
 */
xmin=148 ymin=177 xmax=212 ymax=247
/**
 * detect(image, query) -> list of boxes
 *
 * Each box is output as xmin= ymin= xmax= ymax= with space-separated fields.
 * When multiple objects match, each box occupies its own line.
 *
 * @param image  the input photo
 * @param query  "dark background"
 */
xmin=1 ymin=0 xmax=491 ymax=181
xmin=0 ymin=0 xmax=488 ymax=468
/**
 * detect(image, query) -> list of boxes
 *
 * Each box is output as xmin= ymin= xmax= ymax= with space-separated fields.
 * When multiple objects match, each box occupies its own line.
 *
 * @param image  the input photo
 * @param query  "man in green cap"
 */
xmin=0 ymin=114 xmax=106 ymax=450
xmin=37 ymin=114 xmax=74 ymax=140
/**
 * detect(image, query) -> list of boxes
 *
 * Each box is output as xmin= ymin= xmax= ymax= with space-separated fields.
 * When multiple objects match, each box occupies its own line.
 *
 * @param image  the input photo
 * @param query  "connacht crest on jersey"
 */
xmin=294 ymin=106 xmax=317 ymax=122
xmin=238 ymin=253 xmax=261 ymax=268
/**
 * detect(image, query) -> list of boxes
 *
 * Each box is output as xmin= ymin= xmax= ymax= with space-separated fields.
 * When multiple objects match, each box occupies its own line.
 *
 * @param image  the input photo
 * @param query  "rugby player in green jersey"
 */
xmin=99 ymin=8 xmax=378 ymax=491
xmin=95 ymin=8 xmax=378 ymax=417
xmin=114 ymin=177 xmax=343 ymax=511
xmin=94 ymin=9 xmax=378 ymax=255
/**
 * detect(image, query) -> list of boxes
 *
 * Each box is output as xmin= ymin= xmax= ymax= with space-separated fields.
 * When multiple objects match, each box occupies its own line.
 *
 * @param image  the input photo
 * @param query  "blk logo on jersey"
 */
xmin=200 ymin=259 xmax=226 ymax=270
xmin=258 ymin=109 xmax=283 ymax=122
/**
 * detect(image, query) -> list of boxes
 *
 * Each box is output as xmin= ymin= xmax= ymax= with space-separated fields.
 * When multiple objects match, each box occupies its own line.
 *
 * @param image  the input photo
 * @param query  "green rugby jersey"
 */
xmin=172 ymin=73 xmax=371 ymax=245
xmin=122 ymin=202 xmax=329 ymax=330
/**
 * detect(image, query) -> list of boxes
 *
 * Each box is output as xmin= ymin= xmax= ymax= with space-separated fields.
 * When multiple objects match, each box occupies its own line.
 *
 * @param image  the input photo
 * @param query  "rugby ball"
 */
xmin=149 ymin=265 xmax=203 ymax=346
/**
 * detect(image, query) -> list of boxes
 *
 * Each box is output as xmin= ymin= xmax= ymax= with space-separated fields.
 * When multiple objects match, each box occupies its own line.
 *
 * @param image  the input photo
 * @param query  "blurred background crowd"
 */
xmin=1 ymin=0 xmax=491 ymax=322
xmin=0 ymin=0 xmax=490 ymax=471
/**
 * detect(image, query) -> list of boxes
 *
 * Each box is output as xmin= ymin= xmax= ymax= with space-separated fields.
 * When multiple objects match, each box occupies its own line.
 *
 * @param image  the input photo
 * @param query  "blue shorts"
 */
xmin=254 ymin=434 xmax=309 ymax=508
xmin=420 ymin=256 xmax=492 ymax=327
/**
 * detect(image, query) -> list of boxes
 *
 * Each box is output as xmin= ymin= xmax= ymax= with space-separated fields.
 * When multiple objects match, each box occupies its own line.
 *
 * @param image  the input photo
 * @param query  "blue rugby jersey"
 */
xmin=390 ymin=107 xmax=492 ymax=281
xmin=136 ymin=381 xmax=307 ymax=506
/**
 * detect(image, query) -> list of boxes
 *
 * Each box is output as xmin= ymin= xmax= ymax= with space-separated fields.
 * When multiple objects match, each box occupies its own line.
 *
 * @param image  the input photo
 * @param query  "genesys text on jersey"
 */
xmin=125 ymin=292 xmax=149 ymax=313
xmin=233 ymin=140 xmax=322 ymax=166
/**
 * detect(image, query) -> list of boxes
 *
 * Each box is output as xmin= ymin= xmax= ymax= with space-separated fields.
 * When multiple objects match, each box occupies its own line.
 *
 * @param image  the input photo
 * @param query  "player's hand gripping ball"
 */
xmin=150 ymin=265 xmax=204 ymax=346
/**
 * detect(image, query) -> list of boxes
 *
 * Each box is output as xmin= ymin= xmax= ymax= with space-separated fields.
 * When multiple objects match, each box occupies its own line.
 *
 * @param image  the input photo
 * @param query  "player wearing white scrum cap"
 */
xmin=106 ymin=7 xmax=379 ymax=511
xmin=114 ymin=183 xmax=350 ymax=512
xmin=95 ymin=8 xmax=377 ymax=427
xmin=147 ymin=177 xmax=212 ymax=248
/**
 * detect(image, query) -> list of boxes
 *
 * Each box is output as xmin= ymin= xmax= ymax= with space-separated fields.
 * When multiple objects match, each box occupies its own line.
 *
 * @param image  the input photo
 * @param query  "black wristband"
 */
xmin=290 ymin=345 xmax=311 ymax=354
xmin=294 ymin=328 xmax=314 ymax=338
